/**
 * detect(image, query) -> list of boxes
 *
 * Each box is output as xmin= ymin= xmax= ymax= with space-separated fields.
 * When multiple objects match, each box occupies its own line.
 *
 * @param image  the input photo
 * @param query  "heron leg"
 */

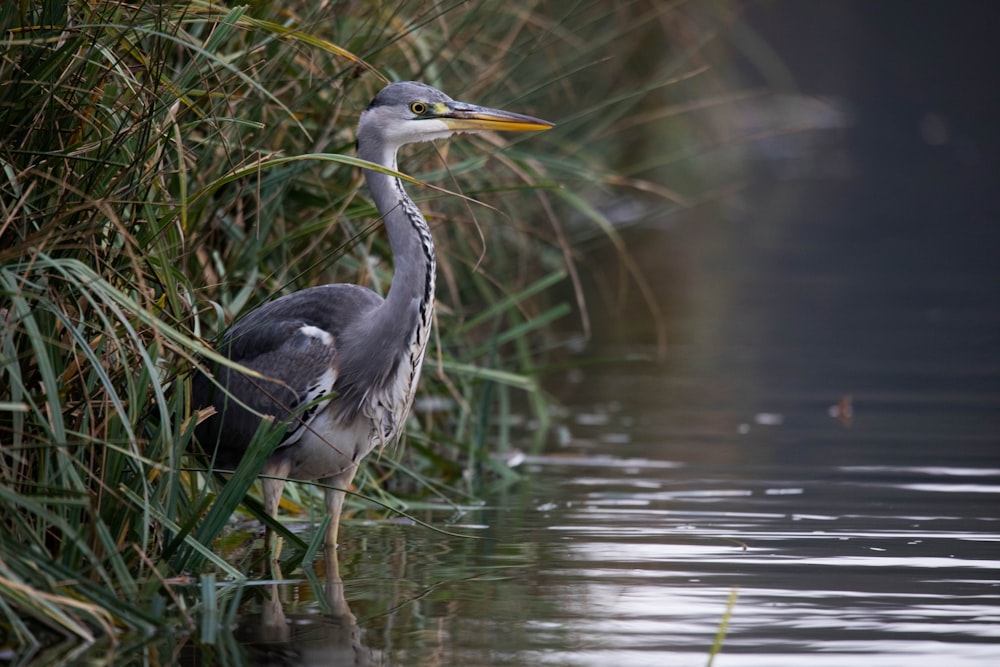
xmin=262 ymin=458 xmax=291 ymax=563
xmin=321 ymin=464 xmax=358 ymax=551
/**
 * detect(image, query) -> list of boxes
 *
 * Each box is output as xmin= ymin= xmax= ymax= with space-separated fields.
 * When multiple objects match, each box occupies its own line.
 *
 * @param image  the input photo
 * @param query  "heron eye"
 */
xmin=410 ymin=102 xmax=427 ymax=116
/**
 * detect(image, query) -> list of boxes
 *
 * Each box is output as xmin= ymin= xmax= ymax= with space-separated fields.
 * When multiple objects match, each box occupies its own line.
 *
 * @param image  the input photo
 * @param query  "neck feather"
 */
xmin=359 ymin=143 xmax=436 ymax=348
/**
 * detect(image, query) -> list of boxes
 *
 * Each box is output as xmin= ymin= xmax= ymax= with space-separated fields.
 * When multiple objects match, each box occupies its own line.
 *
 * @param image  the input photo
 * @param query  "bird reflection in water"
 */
xmin=235 ymin=549 xmax=381 ymax=666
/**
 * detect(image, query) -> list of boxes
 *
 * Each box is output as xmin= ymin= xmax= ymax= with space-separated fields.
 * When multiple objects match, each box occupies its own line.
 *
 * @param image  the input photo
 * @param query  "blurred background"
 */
xmin=554 ymin=0 xmax=1000 ymax=446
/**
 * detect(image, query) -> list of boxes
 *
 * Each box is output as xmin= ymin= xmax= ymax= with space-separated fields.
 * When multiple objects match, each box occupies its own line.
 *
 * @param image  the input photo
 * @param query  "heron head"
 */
xmin=357 ymin=81 xmax=553 ymax=158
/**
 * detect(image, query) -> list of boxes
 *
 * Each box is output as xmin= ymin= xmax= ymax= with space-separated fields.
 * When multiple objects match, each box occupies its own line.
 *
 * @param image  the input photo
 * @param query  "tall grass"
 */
xmin=1 ymin=0 xmax=746 ymax=647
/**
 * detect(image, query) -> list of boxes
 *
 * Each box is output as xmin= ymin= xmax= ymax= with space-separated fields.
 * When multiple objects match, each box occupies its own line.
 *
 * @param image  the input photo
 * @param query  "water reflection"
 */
xmin=233 ymin=551 xmax=378 ymax=666
xmin=203 ymin=437 xmax=998 ymax=666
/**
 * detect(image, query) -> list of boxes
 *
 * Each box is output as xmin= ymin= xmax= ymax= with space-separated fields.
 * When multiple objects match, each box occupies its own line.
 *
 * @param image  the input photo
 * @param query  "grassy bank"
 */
xmin=0 ymin=0 xmax=744 ymax=647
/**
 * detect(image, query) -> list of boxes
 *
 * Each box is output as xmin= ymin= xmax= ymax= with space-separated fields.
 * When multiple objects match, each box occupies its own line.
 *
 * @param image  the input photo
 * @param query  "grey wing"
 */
xmin=191 ymin=284 xmax=381 ymax=467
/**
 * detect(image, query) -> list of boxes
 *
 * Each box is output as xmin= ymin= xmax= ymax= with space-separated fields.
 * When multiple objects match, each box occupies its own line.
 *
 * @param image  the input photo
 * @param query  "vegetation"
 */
xmin=0 ymin=0 xmax=746 ymax=650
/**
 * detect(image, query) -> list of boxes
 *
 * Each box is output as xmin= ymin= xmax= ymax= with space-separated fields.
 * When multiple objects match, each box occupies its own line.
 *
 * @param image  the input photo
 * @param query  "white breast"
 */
xmin=365 ymin=295 xmax=433 ymax=449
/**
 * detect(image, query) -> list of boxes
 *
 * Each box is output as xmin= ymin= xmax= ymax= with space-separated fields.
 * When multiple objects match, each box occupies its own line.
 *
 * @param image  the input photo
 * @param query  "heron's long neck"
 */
xmin=361 ymin=153 xmax=436 ymax=348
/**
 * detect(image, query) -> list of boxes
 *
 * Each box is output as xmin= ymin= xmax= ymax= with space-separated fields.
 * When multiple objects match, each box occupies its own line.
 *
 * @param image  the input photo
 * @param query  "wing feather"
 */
xmin=191 ymin=284 xmax=382 ymax=466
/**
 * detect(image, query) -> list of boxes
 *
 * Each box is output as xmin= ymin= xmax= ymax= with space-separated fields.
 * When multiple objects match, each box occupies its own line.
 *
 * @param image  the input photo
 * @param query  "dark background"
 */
xmin=745 ymin=0 xmax=1000 ymax=276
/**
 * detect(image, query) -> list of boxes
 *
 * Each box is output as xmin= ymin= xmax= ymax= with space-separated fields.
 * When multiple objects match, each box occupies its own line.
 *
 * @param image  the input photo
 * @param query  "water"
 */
xmin=220 ymin=424 xmax=999 ymax=665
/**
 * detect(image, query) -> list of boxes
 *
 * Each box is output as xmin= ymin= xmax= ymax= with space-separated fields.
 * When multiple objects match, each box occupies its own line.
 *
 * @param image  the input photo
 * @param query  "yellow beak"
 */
xmin=439 ymin=102 xmax=554 ymax=133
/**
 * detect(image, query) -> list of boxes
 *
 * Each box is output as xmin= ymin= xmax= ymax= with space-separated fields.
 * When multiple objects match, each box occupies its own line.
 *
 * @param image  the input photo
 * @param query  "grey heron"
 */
xmin=192 ymin=81 xmax=553 ymax=552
